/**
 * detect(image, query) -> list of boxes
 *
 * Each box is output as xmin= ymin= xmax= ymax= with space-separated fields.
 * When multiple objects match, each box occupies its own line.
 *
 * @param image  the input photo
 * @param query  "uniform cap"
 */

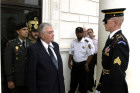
xmin=101 ymin=8 xmax=126 ymax=22
xmin=16 ymin=22 xmax=28 ymax=30
xmin=76 ymin=27 xmax=83 ymax=33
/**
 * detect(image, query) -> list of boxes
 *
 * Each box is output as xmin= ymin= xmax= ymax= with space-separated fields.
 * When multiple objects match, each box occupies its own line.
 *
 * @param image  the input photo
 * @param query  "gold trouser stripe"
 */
xmin=103 ymin=69 xmax=110 ymax=75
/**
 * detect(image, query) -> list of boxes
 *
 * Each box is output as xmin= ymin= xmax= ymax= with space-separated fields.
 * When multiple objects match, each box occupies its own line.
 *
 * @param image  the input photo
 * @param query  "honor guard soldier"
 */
xmin=68 ymin=27 xmax=95 ymax=93
xmin=96 ymin=8 xmax=129 ymax=93
xmin=28 ymin=17 xmax=39 ymax=43
xmin=4 ymin=22 xmax=33 ymax=93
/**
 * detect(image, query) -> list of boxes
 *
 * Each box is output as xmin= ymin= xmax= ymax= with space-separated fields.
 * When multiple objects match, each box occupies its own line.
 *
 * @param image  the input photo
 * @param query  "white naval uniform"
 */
xmin=69 ymin=37 xmax=95 ymax=62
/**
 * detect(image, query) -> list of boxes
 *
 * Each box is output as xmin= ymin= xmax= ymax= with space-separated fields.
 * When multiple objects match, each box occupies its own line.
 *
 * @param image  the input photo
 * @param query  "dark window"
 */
xmin=1 ymin=0 xmax=40 ymax=5
xmin=1 ymin=0 xmax=42 ymax=41
xmin=1 ymin=1 xmax=42 ymax=93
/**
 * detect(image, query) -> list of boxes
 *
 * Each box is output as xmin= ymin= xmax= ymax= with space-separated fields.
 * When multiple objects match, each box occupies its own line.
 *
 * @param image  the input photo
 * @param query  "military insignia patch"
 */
xmin=117 ymin=41 xmax=126 ymax=45
xmin=82 ymin=46 xmax=85 ymax=49
xmin=116 ymin=34 xmax=124 ymax=40
xmin=15 ymin=46 xmax=19 ymax=52
xmin=114 ymin=57 xmax=121 ymax=65
xmin=104 ymin=46 xmax=110 ymax=56
xmin=111 ymin=36 xmax=114 ymax=39
xmin=85 ymin=39 xmax=89 ymax=43
xmin=88 ymin=44 xmax=91 ymax=49
xmin=16 ymin=57 xmax=19 ymax=60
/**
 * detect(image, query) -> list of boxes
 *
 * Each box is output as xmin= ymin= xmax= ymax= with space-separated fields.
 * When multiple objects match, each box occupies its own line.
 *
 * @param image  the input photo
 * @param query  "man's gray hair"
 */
xmin=38 ymin=23 xmax=52 ymax=36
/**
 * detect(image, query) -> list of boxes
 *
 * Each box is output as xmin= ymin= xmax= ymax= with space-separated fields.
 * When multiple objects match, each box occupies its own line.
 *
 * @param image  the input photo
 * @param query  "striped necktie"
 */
xmin=48 ymin=45 xmax=58 ymax=69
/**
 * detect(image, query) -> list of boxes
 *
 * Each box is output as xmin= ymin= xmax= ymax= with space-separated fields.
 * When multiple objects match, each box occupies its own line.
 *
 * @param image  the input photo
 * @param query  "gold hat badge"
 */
xmin=15 ymin=46 xmax=19 ymax=52
xmin=28 ymin=17 xmax=39 ymax=31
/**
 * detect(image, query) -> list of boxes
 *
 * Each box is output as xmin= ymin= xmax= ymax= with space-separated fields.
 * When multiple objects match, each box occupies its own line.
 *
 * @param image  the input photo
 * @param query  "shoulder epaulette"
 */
xmin=116 ymin=34 xmax=124 ymax=41
xmin=113 ymin=34 xmax=126 ymax=47
xmin=8 ymin=39 xmax=16 ymax=43
xmin=85 ymin=39 xmax=89 ymax=43
xmin=6 ymin=39 xmax=16 ymax=46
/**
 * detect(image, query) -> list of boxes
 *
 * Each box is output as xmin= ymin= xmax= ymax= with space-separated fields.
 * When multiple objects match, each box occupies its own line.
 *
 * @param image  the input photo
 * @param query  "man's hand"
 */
xmin=68 ymin=63 xmax=72 ymax=69
xmin=85 ymin=64 xmax=89 ymax=72
xmin=8 ymin=81 xmax=15 ymax=89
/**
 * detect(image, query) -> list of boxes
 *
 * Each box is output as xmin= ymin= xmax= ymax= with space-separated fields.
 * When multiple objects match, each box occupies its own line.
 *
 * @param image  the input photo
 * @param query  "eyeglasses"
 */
xmin=87 ymin=32 xmax=92 ymax=34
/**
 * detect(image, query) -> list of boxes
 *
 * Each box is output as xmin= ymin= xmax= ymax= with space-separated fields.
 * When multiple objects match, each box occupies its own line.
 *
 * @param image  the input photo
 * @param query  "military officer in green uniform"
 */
xmin=4 ymin=22 xmax=33 ymax=93
xmin=96 ymin=8 xmax=129 ymax=93
xmin=28 ymin=17 xmax=39 ymax=43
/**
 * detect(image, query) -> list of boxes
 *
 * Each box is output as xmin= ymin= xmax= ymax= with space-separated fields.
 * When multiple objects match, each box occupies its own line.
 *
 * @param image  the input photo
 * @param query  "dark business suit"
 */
xmin=26 ymin=39 xmax=65 ymax=93
xmin=97 ymin=30 xmax=129 ymax=93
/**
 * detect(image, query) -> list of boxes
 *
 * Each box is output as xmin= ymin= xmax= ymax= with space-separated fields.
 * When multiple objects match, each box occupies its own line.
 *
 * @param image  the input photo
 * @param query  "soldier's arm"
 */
xmin=4 ymin=42 xmax=15 ymax=89
xmin=4 ymin=42 xmax=14 ymax=82
xmin=110 ymin=39 xmax=129 ymax=86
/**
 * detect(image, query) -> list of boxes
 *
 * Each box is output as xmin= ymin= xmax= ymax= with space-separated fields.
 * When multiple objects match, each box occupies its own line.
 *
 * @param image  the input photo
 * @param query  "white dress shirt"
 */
xmin=69 ymin=38 xmax=95 ymax=62
xmin=109 ymin=29 xmax=121 ymax=39
xmin=18 ymin=38 xmax=26 ymax=47
xmin=41 ymin=39 xmax=58 ymax=60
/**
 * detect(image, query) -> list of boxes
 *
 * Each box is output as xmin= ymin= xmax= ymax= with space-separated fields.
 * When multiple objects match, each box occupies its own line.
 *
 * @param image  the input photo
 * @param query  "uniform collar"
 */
xmin=76 ymin=37 xmax=85 ymax=43
xmin=109 ymin=29 xmax=121 ymax=39
xmin=18 ymin=37 xmax=26 ymax=43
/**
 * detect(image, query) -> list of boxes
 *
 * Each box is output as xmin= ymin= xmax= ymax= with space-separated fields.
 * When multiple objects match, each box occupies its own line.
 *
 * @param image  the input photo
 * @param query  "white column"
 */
xmin=97 ymin=0 xmax=140 ymax=93
xmin=42 ymin=0 xmax=60 ymax=43
xmin=42 ymin=0 xmax=51 ymax=23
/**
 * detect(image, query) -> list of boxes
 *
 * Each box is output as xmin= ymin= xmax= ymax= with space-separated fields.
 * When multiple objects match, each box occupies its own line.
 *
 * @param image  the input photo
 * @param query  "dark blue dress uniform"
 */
xmin=96 ymin=8 xmax=129 ymax=93
xmin=4 ymin=38 xmax=32 ymax=93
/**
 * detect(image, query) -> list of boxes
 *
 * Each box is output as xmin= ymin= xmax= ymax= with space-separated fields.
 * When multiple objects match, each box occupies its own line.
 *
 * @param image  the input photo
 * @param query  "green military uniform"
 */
xmin=4 ymin=38 xmax=32 ymax=92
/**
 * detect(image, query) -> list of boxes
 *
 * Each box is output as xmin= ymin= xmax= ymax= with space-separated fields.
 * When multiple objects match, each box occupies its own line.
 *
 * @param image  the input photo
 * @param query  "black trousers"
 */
xmin=87 ymin=54 xmax=97 ymax=89
xmin=68 ymin=61 xmax=88 ymax=93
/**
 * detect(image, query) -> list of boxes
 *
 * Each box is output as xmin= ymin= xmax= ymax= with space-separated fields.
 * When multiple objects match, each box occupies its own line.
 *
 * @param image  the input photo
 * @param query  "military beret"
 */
xmin=101 ymin=8 xmax=126 ymax=23
xmin=16 ymin=22 xmax=28 ymax=30
xmin=75 ymin=27 xmax=83 ymax=33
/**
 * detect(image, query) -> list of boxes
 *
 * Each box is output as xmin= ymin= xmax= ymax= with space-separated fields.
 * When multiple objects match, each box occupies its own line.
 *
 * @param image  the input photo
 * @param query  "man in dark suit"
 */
xmin=26 ymin=23 xmax=65 ymax=93
xmin=96 ymin=8 xmax=129 ymax=93
xmin=4 ymin=22 xmax=32 ymax=93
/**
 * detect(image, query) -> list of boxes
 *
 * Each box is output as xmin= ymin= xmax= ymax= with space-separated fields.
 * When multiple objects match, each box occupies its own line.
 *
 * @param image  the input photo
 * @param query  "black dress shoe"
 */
xmin=88 ymin=88 xmax=93 ymax=92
